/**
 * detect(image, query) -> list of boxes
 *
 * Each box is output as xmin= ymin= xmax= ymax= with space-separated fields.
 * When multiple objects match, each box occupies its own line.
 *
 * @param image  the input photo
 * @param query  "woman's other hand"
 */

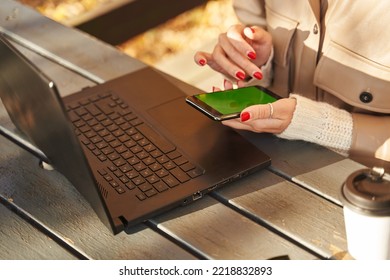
xmin=222 ymin=98 xmax=296 ymax=134
xmin=194 ymin=24 xmax=272 ymax=82
xmin=214 ymin=80 xmax=296 ymax=134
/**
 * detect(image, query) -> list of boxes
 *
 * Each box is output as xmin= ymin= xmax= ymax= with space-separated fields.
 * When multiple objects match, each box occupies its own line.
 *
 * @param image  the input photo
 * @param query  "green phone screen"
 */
xmin=194 ymin=86 xmax=277 ymax=114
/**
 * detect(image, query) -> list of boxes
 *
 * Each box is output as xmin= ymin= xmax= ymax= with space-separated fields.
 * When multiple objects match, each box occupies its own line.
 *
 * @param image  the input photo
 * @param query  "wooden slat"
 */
xmin=0 ymin=42 xmax=313 ymax=260
xmin=0 ymin=3 xmax=199 ymax=259
xmin=63 ymin=0 xmax=137 ymax=27
xmin=0 ymin=203 xmax=77 ymax=259
xmin=0 ymin=41 xmax=196 ymax=259
xmin=1 ymin=0 xmax=145 ymax=83
xmin=150 ymin=196 xmax=317 ymax=260
xmin=292 ymin=159 xmax=366 ymax=205
xmin=0 ymin=134 xmax=197 ymax=260
xmin=0 ymin=0 xmax=363 ymax=261
xmin=72 ymin=0 xmax=207 ymax=45
xmin=212 ymin=170 xmax=352 ymax=259
xmin=240 ymin=132 xmax=367 ymax=206
xmin=0 ymin=39 xmax=197 ymax=259
xmin=1 ymin=1 xmax=203 ymax=97
xmin=243 ymin=133 xmax=346 ymax=178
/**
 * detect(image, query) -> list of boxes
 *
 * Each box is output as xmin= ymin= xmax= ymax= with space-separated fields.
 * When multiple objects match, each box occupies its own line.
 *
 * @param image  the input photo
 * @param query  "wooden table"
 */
xmin=0 ymin=0 xmax=366 ymax=260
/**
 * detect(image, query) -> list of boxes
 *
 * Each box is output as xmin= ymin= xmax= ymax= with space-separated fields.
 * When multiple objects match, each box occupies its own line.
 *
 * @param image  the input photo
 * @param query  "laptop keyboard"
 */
xmin=66 ymin=91 xmax=204 ymax=201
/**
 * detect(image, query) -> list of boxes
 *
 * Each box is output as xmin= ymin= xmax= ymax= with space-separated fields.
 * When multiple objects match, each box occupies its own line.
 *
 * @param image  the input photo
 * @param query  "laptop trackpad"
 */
xmin=147 ymin=97 xmax=215 ymax=144
xmin=146 ymin=97 xmax=243 ymax=164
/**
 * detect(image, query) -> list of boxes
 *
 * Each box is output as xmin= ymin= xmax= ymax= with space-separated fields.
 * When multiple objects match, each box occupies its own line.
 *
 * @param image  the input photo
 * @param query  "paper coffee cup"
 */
xmin=340 ymin=168 xmax=390 ymax=260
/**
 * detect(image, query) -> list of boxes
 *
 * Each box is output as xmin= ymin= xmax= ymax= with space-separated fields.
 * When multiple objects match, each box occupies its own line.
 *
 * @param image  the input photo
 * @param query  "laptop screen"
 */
xmin=0 ymin=33 xmax=113 ymax=231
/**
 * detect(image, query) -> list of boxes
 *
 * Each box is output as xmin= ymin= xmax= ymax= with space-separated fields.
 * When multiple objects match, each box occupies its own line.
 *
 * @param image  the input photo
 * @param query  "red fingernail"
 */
xmin=223 ymin=79 xmax=230 ymax=88
xmin=235 ymin=71 xmax=246 ymax=80
xmin=253 ymin=71 xmax=263 ymax=80
xmin=250 ymin=27 xmax=256 ymax=33
xmin=241 ymin=112 xmax=250 ymax=122
xmin=199 ymin=59 xmax=206 ymax=66
xmin=247 ymin=51 xmax=256 ymax=60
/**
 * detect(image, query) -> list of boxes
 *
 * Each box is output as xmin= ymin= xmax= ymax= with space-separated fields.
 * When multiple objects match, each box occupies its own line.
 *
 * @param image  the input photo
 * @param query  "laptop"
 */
xmin=0 ymin=33 xmax=271 ymax=234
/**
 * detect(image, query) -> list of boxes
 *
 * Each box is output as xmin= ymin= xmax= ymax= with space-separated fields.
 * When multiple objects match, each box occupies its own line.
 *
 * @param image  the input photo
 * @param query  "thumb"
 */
xmin=244 ymin=26 xmax=272 ymax=45
xmin=243 ymin=26 xmax=256 ymax=40
xmin=240 ymin=103 xmax=273 ymax=122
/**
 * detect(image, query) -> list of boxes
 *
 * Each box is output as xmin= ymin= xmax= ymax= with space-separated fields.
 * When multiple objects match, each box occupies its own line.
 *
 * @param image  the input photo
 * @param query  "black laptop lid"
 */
xmin=0 ymin=34 xmax=115 ymax=232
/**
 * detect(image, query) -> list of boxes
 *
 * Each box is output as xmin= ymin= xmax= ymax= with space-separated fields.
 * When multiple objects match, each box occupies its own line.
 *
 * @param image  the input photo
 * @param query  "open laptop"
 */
xmin=0 ymin=33 xmax=271 ymax=234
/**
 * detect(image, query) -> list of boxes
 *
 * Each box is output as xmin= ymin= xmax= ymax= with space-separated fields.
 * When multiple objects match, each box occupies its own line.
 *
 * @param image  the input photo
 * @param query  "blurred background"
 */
xmin=17 ymin=0 xmax=239 ymax=90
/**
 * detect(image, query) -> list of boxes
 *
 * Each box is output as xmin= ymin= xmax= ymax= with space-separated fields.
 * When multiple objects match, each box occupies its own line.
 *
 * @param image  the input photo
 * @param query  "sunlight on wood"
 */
xmin=18 ymin=0 xmax=237 ymax=66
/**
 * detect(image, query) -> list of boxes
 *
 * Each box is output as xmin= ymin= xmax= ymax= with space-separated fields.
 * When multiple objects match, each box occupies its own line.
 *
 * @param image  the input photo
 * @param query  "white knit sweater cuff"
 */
xmin=277 ymin=94 xmax=353 ymax=156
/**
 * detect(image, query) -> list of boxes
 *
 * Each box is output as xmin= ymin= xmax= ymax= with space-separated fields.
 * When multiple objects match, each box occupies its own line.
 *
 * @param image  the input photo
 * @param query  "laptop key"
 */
xmin=115 ymin=187 xmax=126 ymax=194
xmin=180 ymin=162 xmax=196 ymax=172
xmin=145 ymin=188 xmax=158 ymax=197
xmin=174 ymin=156 xmax=188 ymax=166
xmin=136 ymin=123 xmax=175 ymax=154
xmin=97 ymin=169 xmax=108 ymax=176
xmin=104 ymin=174 xmax=113 ymax=182
xmin=167 ymin=150 xmax=181 ymax=160
xmin=95 ymin=101 xmax=114 ymax=115
xmin=171 ymin=167 xmax=190 ymax=183
xmin=163 ymin=175 xmax=180 ymax=188
xmin=156 ymin=168 xmax=169 ymax=178
xmin=110 ymin=181 xmax=119 ymax=188
xmin=154 ymin=181 xmax=169 ymax=192
xmin=85 ymin=103 xmax=102 ymax=116
xmin=139 ymin=183 xmax=153 ymax=192
xmin=125 ymin=182 xmax=136 ymax=190
xmin=119 ymin=176 xmax=130 ymax=184
xmin=136 ymin=193 xmax=147 ymax=201
xmin=132 ymin=177 xmax=145 ymax=186
xmin=187 ymin=167 xmax=204 ymax=178
xmin=98 ymin=155 xmax=107 ymax=162
xmin=75 ymin=107 xmax=88 ymax=116
xmin=68 ymin=111 xmax=80 ymax=122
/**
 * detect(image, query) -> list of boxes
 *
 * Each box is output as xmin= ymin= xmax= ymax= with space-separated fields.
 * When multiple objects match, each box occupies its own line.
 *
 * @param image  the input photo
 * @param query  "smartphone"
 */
xmin=185 ymin=86 xmax=279 ymax=121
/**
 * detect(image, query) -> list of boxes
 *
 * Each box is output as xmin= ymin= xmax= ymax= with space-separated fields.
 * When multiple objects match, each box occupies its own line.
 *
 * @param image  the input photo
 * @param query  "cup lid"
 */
xmin=341 ymin=168 xmax=390 ymax=216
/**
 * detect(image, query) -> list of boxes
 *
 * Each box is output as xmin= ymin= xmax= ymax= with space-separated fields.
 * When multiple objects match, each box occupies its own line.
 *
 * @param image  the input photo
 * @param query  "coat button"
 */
xmin=313 ymin=24 xmax=319 ymax=34
xmin=359 ymin=91 xmax=373 ymax=103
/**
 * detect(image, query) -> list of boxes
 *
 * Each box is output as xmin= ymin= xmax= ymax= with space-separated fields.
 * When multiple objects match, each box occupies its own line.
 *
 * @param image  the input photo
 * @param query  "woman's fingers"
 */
xmin=217 ymin=34 xmax=263 ymax=80
xmin=194 ymin=24 xmax=272 ymax=81
xmin=223 ymin=98 xmax=297 ymax=134
xmin=194 ymin=50 xmax=232 ymax=78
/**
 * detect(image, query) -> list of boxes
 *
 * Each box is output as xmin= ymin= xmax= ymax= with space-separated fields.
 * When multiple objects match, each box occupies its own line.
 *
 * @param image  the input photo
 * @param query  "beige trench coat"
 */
xmin=233 ymin=0 xmax=390 ymax=166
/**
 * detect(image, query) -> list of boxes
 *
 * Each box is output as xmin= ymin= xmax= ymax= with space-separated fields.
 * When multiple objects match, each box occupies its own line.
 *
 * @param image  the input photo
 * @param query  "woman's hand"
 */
xmin=194 ymin=24 xmax=272 ymax=81
xmin=215 ymin=80 xmax=296 ymax=134
xmin=222 ymin=98 xmax=296 ymax=134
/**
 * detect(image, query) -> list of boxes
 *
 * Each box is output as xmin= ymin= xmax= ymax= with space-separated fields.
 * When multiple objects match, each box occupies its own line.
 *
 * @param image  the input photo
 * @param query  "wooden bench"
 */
xmin=1 ymin=0 xmax=366 ymax=260
xmin=63 ymin=0 xmax=207 ymax=45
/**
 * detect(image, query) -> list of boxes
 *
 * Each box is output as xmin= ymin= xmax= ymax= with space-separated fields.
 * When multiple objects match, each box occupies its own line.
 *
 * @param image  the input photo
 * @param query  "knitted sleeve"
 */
xmin=277 ymin=94 xmax=353 ymax=156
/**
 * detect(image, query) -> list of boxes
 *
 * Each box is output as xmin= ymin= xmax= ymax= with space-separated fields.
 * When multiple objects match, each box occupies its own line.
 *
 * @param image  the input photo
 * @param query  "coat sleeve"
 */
xmin=232 ymin=0 xmax=267 ymax=28
xmin=350 ymin=113 xmax=390 ymax=163
xmin=277 ymin=94 xmax=353 ymax=156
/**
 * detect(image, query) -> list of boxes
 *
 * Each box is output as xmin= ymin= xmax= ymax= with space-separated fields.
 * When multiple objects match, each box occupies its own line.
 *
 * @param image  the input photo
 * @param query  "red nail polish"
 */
xmin=235 ymin=71 xmax=246 ymax=80
xmin=247 ymin=51 xmax=256 ymax=60
xmin=253 ymin=71 xmax=263 ymax=80
xmin=250 ymin=27 xmax=256 ymax=33
xmin=241 ymin=112 xmax=250 ymax=122
xmin=199 ymin=59 xmax=206 ymax=66
xmin=223 ymin=79 xmax=229 ymax=89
